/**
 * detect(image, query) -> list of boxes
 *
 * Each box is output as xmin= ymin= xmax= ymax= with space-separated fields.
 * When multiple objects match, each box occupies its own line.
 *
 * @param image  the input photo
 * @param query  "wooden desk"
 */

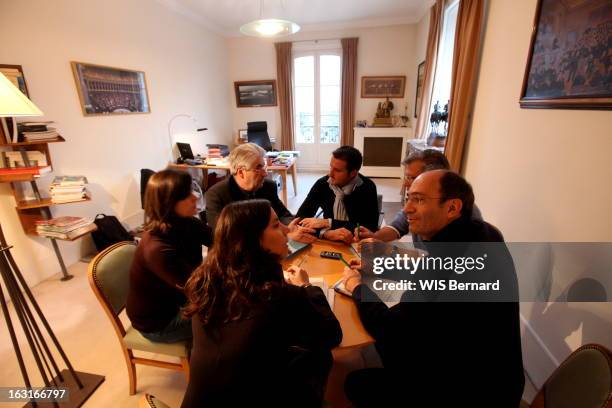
xmin=282 ymin=240 xmax=374 ymax=407
xmin=168 ymin=158 xmax=298 ymax=206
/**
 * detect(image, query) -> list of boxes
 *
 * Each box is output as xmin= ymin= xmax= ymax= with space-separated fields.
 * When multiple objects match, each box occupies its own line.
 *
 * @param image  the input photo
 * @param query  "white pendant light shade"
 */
xmin=0 ymin=72 xmax=43 ymax=117
xmin=240 ymin=18 xmax=300 ymax=37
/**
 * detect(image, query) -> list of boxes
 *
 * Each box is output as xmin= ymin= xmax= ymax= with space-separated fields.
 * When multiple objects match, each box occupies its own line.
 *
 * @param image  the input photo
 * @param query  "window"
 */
xmin=293 ymin=49 xmax=341 ymax=145
xmin=427 ymin=0 xmax=459 ymax=138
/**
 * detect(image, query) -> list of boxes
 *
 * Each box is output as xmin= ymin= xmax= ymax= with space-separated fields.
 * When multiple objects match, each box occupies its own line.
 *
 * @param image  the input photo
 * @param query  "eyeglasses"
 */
xmin=405 ymin=193 xmax=443 ymax=206
xmin=242 ymin=163 xmax=268 ymax=173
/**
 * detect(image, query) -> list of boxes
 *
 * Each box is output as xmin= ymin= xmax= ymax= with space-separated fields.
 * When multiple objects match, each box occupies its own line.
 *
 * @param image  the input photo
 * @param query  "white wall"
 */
xmin=465 ymin=0 xmax=612 ymax=389
xmin=227 ymin=24 xmax=418 ymax=151
xmin=0 ymin=0 xmax=232 ymax=285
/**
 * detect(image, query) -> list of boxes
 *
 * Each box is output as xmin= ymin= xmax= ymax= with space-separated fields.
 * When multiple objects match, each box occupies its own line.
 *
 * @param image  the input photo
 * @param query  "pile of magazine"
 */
xmin=50 ymin=175 xmax=88 ymax=203
xmin=36 ymin=216 xmax=96 ymax=240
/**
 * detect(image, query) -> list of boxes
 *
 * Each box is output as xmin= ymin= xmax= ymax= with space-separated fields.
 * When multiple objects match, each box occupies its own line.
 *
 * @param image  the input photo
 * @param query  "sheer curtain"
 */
xmin=340 ymin=38 xmax=358 ymax=146
xmin=414 ymin=0 xmax=444 ymax=140
xmin=275 ymin=42 xmax=295 ymax=150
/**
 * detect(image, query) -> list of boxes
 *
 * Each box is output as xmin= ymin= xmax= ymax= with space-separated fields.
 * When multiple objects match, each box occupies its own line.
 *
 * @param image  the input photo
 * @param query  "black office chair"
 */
xmin=247 ymin=121 xmax=274 ymax=151
xmin=140 ymin=169 xmax=156 ymax=209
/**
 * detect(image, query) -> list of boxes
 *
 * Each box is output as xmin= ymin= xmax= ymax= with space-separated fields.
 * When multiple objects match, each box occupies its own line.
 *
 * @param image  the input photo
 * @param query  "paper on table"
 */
xmin=310 ymin=277 xmax=334 ymax=306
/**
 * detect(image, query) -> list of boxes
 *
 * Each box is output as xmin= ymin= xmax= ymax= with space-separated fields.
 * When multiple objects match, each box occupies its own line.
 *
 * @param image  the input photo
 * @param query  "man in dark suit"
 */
xmin=297 ymin=146 xmax=379 ymax=244
xmin=342 ymin=170 xmax=524 ymax=407
xmin=205 ymin=143 xmax=315 ymax=243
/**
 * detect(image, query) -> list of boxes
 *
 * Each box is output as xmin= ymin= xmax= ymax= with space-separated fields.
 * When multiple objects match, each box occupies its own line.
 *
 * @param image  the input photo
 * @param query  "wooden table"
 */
xmin=168 ymin=158 xmax=298 ymax=206
xmin=282 ymin=240 xmax=374 ymax=407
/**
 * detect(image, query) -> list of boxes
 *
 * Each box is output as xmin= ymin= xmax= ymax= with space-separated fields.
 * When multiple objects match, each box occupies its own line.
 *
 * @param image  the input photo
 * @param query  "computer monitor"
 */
xmin=176 ymin=142 xmax=194 ymax=160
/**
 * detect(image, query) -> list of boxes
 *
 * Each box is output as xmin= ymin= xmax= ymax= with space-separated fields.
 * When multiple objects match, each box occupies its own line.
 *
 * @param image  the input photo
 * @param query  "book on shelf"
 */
xmin=0 ymin=165 xmax=52 ymax=176
xmin=50 ymin=193 xmax=88 ymax=204
xmin=3 ymin=150 xmax=48 ymax=167
xmin=22 ymin=129 xmax=60 ymax=141
xmin=35 ymin=216 xmax=86 ymax=227
xmin=51 ymin=175 xmax=88 ymax=186
xmin=37 ymin=222 xmax=96 ymax=240
xmin=36 ymin=217 xmax=92 ymax=233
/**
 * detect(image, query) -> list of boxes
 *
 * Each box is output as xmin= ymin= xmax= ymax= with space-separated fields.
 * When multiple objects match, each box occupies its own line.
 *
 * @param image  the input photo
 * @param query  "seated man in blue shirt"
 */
xmin=356 ymin=149 xmax=481 ymax=242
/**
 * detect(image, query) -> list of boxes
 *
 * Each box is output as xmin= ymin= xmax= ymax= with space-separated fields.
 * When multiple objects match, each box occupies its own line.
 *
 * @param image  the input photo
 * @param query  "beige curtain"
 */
xmin=445 ymin=0 xmax=485 ymax=172
xmin=414 ymin=0 xmax=444 ymax=140
xmin=341 ymin=38 xmax=358 ymax=146
xmin=275 ymin=42 xmax=294 ymax=150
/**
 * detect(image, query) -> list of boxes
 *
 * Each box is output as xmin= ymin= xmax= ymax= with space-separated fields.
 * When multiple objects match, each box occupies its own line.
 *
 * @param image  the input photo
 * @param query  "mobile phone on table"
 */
xmin=320 ymin=251 xmax=351 ymax=268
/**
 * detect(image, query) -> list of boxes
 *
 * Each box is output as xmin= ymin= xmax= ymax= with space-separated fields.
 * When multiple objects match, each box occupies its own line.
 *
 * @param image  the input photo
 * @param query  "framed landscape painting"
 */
xmin=234 ymin=80 xmax=277 ymax=108
xmin=71 ymin=61 xmax=151 ymax=116
xmin=361 ymin=76 xmax=406 ymax=98
xmin=519 ymin=0 xmax=612 ymax=109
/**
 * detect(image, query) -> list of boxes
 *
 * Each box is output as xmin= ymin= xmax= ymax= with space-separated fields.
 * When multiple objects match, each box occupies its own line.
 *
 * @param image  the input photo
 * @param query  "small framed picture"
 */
xmin=71 ymin=61 xmax=151 ymax=116
xmin=234 ymin=80 xmax=277 ymax=108
xmin=361 ymin=76 xmax=406 ymax=98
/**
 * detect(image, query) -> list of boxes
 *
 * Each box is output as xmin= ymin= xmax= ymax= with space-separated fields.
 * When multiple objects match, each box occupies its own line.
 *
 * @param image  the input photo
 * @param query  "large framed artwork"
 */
xmin=519 ymin=0 xmax=611 ymax=110
xmin=0 ymin=64 xmax=30 ymax=97
xmin=234 ymin=80 xmax=277 ymax=108
xmin=414 ymin=61 xmax=426 ymax=117
xmin=361 ymin=76 xmax=406 ymax=98
xmin=71 ymin=61 xmax=151 ymax=116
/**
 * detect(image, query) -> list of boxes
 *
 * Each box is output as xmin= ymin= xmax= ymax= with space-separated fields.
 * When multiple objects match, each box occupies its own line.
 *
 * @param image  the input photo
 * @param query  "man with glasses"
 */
xmin=356 ymin=149 xmax=481 ymax=243
xmin=342 ymin=170 xmax=524 ymax=407
xmin=205 ymin=143 xmax=315 ymax=243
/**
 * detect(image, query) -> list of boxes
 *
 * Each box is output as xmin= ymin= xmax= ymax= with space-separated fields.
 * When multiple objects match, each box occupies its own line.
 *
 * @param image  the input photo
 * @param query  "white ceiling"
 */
xmin=157 ymin=0 xmax=433 ymax=37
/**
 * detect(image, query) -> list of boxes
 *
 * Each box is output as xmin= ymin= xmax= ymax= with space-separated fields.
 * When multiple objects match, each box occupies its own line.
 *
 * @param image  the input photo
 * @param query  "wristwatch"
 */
xmin=301 ymin=283 xmax=312 ymax=288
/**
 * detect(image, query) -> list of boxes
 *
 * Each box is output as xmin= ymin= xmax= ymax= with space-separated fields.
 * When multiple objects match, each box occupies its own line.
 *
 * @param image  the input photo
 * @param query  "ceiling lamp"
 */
xmin=240 ymin=0 xmax=300 ymax=38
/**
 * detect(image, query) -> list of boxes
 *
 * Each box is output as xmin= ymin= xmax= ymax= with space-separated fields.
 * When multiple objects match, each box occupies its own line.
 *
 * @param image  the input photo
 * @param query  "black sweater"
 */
xmin=296 ymin=174 xmax=379 ymax=232
xmin=205 ymin=176 xmax=293 ymax=231
xmin=352 ymin=217 xmax=525 ymax=406
xmin=126 ymin=217 xmax=211 ymax=333
xmin=181 ymin=283 xmax=342 ymax=407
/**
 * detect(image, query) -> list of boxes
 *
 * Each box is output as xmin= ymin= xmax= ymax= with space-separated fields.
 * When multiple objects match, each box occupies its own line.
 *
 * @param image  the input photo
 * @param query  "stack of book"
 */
xmin=49 ymin=175 xmax=89 ymax=203
xmin=0 ymin=151 xmax=52 ymax=177
xmin=36 ymin=216 xmax=96 ymax=240
xmin=207 ymin=147 xmax=222 ymax=159
xmin=18 ymin=121 xmax=59 ymax=142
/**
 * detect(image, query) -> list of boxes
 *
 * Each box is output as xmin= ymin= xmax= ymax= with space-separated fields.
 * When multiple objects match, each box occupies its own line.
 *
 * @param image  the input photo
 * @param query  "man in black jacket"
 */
xmin=205 ymin=143 xmax=315 ymax=243
xmin=297 ymin=146 xmax=379 ymax=244
xmin=342 ymin=170 xmax=524 ymax=407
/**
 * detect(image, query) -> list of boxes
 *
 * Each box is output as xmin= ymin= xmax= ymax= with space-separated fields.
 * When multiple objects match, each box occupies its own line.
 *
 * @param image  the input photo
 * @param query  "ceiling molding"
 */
xmin=154 ymin=0 xmax=231 ymax=36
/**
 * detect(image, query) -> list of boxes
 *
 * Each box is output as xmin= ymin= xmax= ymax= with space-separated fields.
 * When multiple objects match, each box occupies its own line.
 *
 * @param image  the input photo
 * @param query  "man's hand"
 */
xmin=287 ymin=218 xmax=317 ymax=243
xmin=284 ymin=265 xmax=310 ymax=286
xmin=354 ymin=225 xmax=374 ymax=241
xmin=323 ymin=228 xmax=353 ymax=244
xmin=342 ymin=260 xmax=362 ymax=293
xmin=299 ymin=217 xmax=330 ymax=229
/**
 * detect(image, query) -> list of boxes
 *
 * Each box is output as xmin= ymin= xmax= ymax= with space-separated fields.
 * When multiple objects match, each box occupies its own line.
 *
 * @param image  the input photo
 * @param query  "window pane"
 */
xmin=320 ymin=55 xmax=340 ymax=144
xmin=320 ymin=55 xmax=341 ymax=86
xmin=294 ymin=56 xmax=315 ymax=143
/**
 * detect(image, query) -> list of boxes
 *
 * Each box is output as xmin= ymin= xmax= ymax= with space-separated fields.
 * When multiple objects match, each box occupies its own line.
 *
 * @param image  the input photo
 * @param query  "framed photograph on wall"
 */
xmin=71 ymin=61 xmax=151 ymax=116
xmin=519 ymin=0 xmax=611 ymax=110
xmin=414 ymin=61 xmax=426 ymax=117
xmin=361 ymin=76 xmax=406 ymax=98
xmin=0 ymin=64 xmax=30 ymax=97
xmin=234 ymin=80 xmax=277 ymax=108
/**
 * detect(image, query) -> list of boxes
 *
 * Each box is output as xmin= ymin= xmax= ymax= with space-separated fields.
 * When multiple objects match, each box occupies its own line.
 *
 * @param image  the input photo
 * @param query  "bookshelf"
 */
xmin=0 ymin=136 xmax=93 ymax=280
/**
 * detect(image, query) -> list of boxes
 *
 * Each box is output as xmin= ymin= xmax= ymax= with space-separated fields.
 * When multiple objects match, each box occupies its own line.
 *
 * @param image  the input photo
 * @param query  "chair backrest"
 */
xmin=140 ymin=169 xmax=155 ymax=210
xmin=536 ymin=344 xmax=611 ymax=408
xmin=138 ymin=394 xmax=172 ymax=408
xmin=88 ymin=241 xmax=137 ymax=327
xmin=247 ymin=121 xmax=273 ymax=151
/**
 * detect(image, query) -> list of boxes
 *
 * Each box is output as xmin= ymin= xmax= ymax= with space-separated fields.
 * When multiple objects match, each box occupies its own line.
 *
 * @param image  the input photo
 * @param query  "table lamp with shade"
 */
xmin=0 ymin=71 xmax=105 ymax=406
xmin=0 ymin=71 xmax=43 ymax=142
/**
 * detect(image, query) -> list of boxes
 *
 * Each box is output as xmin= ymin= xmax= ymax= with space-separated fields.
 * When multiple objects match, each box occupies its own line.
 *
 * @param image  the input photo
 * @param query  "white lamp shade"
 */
xmin=0 ymin=72 xmax=43 ymax=117
xmin=240 ymin=19 xmax=300 ymax=38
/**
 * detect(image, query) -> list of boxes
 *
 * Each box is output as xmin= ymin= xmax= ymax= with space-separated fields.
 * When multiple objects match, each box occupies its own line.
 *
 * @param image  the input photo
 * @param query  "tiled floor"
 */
xmin=0 ymin=172 xmax=535 ymax=407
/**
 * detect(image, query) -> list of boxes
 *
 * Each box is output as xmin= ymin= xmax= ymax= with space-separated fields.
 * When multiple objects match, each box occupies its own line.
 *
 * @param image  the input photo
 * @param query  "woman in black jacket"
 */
xmin=126 ymin=169 xmax=211 ymax=343
xmin=181 ymin=200 xmax=342 ymax=408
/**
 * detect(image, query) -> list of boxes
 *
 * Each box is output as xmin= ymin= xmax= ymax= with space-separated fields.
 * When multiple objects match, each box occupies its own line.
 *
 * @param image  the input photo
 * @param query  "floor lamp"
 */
xmin=0 ymin=72 xmax=104 ymax=407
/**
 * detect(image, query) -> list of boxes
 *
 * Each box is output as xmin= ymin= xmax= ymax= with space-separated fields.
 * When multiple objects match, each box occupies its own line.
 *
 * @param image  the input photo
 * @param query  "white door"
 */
xmin=293 ymin=49 xmax=341 ymax=170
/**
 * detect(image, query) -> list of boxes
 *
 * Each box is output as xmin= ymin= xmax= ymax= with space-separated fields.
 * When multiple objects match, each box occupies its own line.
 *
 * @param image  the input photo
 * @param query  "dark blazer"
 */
xmin=352 ymin=216 xmax=525 ymax=406
xmin=181 ymin=283 xmax=342 ymax=408
xmin=205 ymin=176 xmax=293 ymax=230
xmin=296 ymin=174 xmax=379 ymax=232
xmin=127 ymin=217 xmax=211 ymax=333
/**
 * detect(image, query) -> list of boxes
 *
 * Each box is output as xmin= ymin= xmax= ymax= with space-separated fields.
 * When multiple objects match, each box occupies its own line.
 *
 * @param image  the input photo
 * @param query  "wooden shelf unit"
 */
xmin=0 ymin=135 xmax=92 ymax=280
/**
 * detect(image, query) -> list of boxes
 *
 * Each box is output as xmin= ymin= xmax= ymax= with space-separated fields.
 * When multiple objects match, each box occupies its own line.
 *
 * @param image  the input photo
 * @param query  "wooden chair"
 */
xmin=522 ymin=343 xmax=611 ymax=408
xmin=88 ymin=241 xmax=189 ymax=395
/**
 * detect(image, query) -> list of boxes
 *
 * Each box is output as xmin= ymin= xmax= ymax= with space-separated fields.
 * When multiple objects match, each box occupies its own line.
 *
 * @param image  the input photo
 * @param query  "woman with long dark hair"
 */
xmin=127 ymin=169 xmax=211 ymax=343
xmin=181 ymin=200 xmax=342 ymax=407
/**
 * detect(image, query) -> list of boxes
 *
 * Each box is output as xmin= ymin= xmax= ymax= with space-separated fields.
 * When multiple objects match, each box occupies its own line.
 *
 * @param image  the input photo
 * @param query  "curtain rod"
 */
xmin=287 ymin=38 xmax=343 ymax=43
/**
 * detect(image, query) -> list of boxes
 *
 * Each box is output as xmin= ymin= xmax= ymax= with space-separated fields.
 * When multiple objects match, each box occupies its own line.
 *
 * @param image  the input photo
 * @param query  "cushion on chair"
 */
xmin=544 ymin=347 xmax=611 ymax=408
xmin=92 ymin=243 xmax=137 ymax=315
xmin=123 ymin=326 xmax=188 ymax=358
